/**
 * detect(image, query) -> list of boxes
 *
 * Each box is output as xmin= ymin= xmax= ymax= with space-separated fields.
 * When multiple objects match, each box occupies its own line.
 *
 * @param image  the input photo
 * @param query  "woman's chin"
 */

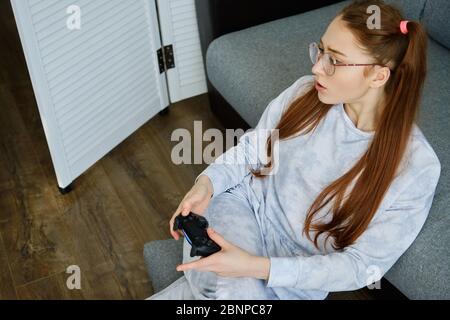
xmin=317 ymin=92 xmax=334 ymax=104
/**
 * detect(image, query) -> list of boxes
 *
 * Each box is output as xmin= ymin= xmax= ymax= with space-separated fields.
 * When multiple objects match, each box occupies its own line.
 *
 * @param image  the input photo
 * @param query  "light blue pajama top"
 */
xmin=195 ymin=75 xmax=441 ymax=299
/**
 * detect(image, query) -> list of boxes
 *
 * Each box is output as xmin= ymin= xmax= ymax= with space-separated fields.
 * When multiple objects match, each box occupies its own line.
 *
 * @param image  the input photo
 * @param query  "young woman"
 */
xmin=149 ymin=0 xmax=441 ymax=300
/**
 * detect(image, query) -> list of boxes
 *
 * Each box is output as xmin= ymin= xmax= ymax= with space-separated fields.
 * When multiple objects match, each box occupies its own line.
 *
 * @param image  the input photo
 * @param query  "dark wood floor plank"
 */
xmin=0 ymin=193 xmax=76 ymax=287
xmin=16 ymin=262 xmax=136 ymax=300
xmin=16 ymin=271 xmax=85 ymax=300
xmin=0 ymin=1 xmax=32 ymax=87
xmin=0 ymin=141 xmax=14 ymax=194
xmin=101 ymin=130 xmax=191 ymax=244
xmin=0 ymin=232 xmax=17 ymax=299
xmin=53 ymin=162 xmax=153 ymax=299
xmin=0 ymin=87 xmax=79 ymax=287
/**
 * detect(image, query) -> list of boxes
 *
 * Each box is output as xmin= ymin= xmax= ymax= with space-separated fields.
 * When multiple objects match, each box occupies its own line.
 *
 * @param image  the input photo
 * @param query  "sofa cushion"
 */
xmin=421 ymin=0 xmax=450 ymax=49
xmin=143 ymin=239 xmax=183 ymax=293
xmin=385 ymin=0 xmax=427 ymax=20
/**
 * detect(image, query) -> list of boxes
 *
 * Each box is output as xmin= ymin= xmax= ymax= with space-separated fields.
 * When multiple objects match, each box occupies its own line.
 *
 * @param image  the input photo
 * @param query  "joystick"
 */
xmin=173 ymin=212 xmax=221 ymax=257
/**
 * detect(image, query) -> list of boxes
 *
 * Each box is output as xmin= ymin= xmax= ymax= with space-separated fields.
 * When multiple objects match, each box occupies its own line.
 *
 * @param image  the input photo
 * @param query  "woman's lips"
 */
xmin=315 ymin=81 xmax=327 ymax=91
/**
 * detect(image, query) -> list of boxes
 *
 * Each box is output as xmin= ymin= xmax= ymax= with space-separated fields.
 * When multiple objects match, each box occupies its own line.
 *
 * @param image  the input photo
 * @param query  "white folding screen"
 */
xmin=11 ymin=0 xmax=170 ymax=190
xmin=157 ymin=0 xmax=208 ymax=103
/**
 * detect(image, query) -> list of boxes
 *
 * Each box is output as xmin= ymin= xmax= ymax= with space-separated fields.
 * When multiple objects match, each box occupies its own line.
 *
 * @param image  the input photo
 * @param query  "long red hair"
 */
xmin=251 ymin=0 xmax=428 ymax=251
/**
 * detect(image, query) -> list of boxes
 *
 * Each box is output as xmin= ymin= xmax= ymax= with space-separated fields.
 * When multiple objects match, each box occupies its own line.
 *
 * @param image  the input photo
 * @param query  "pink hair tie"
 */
xmin=400 ymin=20 xmax=409 ymax=34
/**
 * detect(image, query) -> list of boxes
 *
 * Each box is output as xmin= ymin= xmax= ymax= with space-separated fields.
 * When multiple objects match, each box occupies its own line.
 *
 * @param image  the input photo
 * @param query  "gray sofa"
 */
xmin=144 ymin=0 xmax=449 ymax=299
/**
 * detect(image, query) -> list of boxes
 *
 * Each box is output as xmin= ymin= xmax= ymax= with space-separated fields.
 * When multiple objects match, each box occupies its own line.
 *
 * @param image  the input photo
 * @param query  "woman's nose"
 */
xmin=312 ymin=56 xmax=325 ymax=77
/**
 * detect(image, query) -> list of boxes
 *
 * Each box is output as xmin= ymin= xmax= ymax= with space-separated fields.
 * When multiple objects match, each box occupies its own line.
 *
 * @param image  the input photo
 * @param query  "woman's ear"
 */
xmin=371 ymin=66 xmax=390 ymax=88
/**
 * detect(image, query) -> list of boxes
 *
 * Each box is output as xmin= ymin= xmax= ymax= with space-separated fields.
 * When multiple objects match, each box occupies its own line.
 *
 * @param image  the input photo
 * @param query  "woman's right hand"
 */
xmin=169 ymin=175 xmax=214 ymax=240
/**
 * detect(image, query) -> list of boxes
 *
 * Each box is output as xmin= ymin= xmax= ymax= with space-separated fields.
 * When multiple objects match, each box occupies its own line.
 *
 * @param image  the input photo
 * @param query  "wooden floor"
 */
xmin=0 ymin=0 xmax=223 ymax=299
xmin=0 ymin=0 xmax=404 ymax=300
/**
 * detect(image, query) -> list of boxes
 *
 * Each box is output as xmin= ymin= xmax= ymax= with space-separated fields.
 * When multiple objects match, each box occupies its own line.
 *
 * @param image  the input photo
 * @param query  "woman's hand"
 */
xmin=176 ymin=228 xmax=271 ymax=280
xmin=169 ymin=175 xmax=214 ymax=240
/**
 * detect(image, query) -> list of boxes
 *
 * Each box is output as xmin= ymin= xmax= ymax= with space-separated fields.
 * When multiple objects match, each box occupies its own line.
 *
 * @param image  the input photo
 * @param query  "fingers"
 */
xmin=169 ymin=200 xmax=192 ymax=240
xmin=176 ymin=257 xmax=209 ymax=272
xmin=180 ymin=201 xmax=191 ymax=216
xmin=169 ymin=217 xmax=179 ymax=240
xmin=169 ymin=203 xmax=182 ymax=240
xmin=169 ymin=184 xmax=209 ymax=240
xmin=207 ymin=228 xmax=227 ymax=249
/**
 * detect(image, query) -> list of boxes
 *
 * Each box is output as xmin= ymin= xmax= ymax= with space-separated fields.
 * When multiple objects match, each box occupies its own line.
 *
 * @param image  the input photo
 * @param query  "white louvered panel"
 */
xmin=30 ymin=0 xmax=92 ymax=35
xmin=52 ymin=32 xmax=151 ymax=118
xmin=57 ymin=46 xmax=154 ymax=131
xmin=11 ymin=0 xmax=169 ymax=189
xmin=157 ymin=0 xmax=207 ymax=103
xmin=40 ymin=2 xmax=138 ymax=69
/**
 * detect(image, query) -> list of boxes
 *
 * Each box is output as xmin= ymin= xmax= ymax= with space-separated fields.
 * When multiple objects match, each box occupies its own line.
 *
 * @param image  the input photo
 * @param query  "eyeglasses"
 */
xmin=309 ymin=42 xmax=390 ymax=76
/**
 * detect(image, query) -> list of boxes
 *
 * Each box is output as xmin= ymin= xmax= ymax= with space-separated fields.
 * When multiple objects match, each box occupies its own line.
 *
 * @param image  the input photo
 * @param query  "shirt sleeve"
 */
xmin=266 ymin=162 xmax=441 ymax=292
xmin=195 ymin=75 xmax=314 ymax=198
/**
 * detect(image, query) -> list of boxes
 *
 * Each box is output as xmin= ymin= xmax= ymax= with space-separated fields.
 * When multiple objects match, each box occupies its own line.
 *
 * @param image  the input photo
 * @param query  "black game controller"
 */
xmin=173 ymin=212 xmax=221 ymax=257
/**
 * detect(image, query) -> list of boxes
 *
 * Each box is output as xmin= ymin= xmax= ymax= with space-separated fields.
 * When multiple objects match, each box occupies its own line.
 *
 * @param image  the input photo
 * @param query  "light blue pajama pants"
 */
xmin=148 ymin=185 xmax=278 ymax=300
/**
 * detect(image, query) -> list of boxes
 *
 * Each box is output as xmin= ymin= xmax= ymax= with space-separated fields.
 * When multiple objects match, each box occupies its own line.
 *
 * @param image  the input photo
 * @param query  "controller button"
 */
xmin=196 ymin=236 xmax=207 ymax=244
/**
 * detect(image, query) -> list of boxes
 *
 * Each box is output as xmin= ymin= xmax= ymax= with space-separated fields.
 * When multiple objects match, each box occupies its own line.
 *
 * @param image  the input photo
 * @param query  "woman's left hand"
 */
xmin=176 ymin=228 xmax=270 ymax=280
